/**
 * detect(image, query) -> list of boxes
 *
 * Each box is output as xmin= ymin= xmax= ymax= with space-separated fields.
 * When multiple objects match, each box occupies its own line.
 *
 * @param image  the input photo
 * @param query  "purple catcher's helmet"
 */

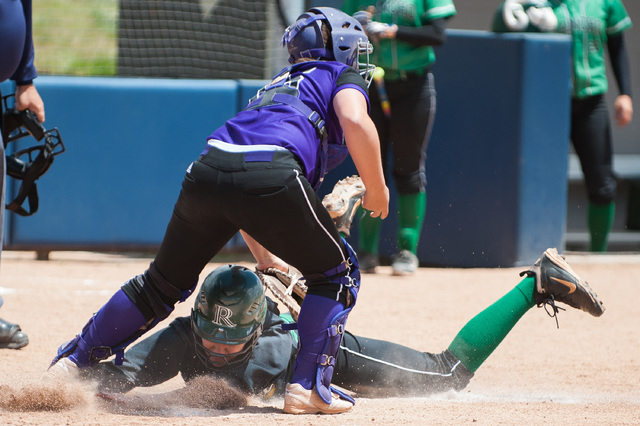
xmin=282 ymin=7 xmax=375 ymax=85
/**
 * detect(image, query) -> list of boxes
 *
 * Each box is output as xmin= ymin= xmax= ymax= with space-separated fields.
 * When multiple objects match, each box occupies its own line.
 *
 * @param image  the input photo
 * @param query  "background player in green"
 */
xmin=341 ymin=0 xmax=457 ymax=275
xmin=493 ymin=0 xmax=634 ymax=252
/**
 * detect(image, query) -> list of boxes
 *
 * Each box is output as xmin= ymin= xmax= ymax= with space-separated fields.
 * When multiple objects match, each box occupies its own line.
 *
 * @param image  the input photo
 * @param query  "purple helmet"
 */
xmin=282 ymin=7 xmax=374 ymax=85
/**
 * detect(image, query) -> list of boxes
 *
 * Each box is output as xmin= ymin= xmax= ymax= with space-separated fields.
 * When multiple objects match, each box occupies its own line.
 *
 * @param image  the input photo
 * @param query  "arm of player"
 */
xmin=15 ymin=84 xmax=45 ymax=123
xmin=607 ymin=33 xmax=633 ymax=127
xmin=240 ymin=230 xmax=289 ymax=272
xmin=333 ymin=88 xmax=389 ymax=219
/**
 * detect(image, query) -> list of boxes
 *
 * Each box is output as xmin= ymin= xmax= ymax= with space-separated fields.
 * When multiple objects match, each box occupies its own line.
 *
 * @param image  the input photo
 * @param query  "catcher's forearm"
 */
xmin=333 ymin=91 xmax=388 ymax=218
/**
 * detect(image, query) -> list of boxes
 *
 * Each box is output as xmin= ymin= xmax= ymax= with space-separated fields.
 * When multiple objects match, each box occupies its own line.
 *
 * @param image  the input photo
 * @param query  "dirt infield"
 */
xmin=1 ymin=249 xmax=639 ymax=425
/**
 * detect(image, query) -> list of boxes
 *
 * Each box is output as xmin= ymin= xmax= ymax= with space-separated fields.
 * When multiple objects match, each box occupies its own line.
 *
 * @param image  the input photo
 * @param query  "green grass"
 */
xmin=32 ymin=0 xmax=118 ymax=76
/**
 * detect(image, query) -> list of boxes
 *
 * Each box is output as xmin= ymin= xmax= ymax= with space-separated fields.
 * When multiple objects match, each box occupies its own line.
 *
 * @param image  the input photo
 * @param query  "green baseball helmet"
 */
xmin=191 ymin=264 xmax=267 ymax=370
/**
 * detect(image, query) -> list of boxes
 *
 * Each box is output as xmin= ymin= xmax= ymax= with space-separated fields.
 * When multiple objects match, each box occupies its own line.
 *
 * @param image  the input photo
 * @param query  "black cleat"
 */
xmin=521 ymin=248 xmax=605 ymax=318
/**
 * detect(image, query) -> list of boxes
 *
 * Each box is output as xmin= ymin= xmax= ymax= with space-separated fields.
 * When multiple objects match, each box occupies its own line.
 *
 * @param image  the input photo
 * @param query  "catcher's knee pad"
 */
xmin=301 ymin=239 xmax=360 ymax=404
xmin=122 ymin=261 xmax=196 ymax=321
xmin=305 ymin=239 xmax=361 ymax=307
xmin=112 ymin=262 xmax=197 ymax=355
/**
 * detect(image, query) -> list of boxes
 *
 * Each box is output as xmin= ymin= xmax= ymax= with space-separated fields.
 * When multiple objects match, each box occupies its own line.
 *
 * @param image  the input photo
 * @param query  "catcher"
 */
xmin=72 ymin=249 xmax=603 ymax=413
xmin=48 ymin=7 xmax=388 ymax=415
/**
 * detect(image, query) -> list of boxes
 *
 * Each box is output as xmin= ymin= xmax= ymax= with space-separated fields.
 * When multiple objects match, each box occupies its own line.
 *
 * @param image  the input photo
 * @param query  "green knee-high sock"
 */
xmin=588 ymin=201 xmax=615 ymax=252
xmin=447 ymin=277 xmax=536 ymax=373
xmin=358 ymin=210 xmax=383 ymax=255
xmin=397 ymin=191 xmax=426 ymax=253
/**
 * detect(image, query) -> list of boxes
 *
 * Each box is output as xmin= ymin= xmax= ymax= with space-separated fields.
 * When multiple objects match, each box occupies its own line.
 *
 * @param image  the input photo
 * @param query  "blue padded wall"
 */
xmin=4 ymin=31 xmax=572 ymax=267
xmin=423 ymin=31 xmax=572 ymax=266
xmin=6 ymin=77 xmax=238 ymax=249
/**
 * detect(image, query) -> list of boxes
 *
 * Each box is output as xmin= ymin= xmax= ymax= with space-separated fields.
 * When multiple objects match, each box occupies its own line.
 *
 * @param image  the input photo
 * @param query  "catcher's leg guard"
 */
xmin=293 ymin=239 xmax=360 ymax=405
xmin=50 ymin=262 xmax=196 ymax=368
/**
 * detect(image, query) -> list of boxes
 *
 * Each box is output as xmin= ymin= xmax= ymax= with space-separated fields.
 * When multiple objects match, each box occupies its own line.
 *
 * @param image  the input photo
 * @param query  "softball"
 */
xmin=373 ymin=67 xmax=385 ymax=79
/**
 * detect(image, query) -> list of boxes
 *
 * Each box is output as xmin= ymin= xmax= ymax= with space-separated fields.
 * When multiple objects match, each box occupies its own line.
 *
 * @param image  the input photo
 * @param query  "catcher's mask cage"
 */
xmin=282 ymin=7 xmax=375 ymax=86
xmin=1 ymin=93 xmax=65 ymax=217
xmin=191 ymin=265 xmax=267 ymax=371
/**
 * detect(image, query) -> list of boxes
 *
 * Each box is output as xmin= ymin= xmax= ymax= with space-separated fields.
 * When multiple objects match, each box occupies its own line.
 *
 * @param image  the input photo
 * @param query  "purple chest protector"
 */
xmin=245 ymin=64 xmax=349 ymax=190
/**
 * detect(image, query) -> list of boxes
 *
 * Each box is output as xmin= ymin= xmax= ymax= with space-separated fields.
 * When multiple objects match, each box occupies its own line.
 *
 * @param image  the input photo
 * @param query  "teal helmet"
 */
xmin=191 ymin=264 xmax=267 ymax=370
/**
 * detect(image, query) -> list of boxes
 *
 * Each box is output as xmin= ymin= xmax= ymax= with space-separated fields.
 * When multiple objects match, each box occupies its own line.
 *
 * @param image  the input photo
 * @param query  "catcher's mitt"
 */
xmin=322 ymin=175 xmax=366 ymax=237
xmin=256 ymin=268 xmax=307 ymax=321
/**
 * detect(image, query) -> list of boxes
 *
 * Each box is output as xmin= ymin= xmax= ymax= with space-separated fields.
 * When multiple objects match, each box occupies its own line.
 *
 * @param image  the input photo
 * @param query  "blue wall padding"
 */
xmin=5 ymin=30 xmax=572 ymax=267
xmin=6 ymin=77 xmax=238 ymax=248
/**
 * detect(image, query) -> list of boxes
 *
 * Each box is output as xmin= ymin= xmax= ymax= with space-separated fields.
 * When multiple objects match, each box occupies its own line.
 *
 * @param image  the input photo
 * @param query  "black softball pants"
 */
xmin=152 ymin=144 xmax=350 ymax=297
xmin=369 ymin=72 xmax=436 ymax=194
xmin=333 ymin=331 xmax=473 ymax=396
xmin=571 ymin=94 xmax=617 ymax=205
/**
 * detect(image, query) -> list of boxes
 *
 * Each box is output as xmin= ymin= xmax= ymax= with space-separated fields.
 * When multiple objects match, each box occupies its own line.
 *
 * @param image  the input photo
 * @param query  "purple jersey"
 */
xmin=207 ymin=61 xmax=369 ymax=189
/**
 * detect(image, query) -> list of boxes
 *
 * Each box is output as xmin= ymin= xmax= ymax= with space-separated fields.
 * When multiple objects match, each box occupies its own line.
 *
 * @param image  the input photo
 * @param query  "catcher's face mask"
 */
xmin=2 ymin=94 xmax=65 ymax=216
xmin=2 ymin=98 xmax=65 ymax=180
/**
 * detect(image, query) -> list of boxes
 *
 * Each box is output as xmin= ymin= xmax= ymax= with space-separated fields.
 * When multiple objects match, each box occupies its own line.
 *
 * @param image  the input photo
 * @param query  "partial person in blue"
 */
xmin=0 ymin=0 xmax=46 ymax=350
xmin=48 ymin=7 xmax=389 ymax=415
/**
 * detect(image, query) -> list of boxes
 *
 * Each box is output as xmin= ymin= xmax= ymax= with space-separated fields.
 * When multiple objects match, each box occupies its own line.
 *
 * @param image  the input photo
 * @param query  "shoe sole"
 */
xmin=0 ymin=341 xmax=29 ymax=349
xmin=283 ymin=384 xmax=353 ymax=415
xmin=283 ymin=399 xmax=352 ymax=415
xmin=391 ymin=269 xmax=415 ymax=276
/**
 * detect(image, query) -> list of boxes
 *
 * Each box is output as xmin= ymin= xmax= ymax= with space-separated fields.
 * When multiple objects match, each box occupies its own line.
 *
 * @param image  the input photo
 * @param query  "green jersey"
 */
xmin=550 ymin=0 xmax=632 ymax=98
xmin=342 ymin=0 xmax=457 ymax=74
xmin=493 ymin=0 xmax=632 ymax=98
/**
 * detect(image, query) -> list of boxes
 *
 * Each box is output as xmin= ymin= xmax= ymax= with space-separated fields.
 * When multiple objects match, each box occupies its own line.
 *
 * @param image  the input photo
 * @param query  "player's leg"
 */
xmin=236 ymin=164 xmax=359 ymax=413
xmin=449 ymin=248 xmax=605 ymax=373
xmin=447 ymin=276 xmax=535 ymax=373
xmin=49 ymin=160 xmax=238 ymax=373
xmin=588 ymin=202 xmax=615 ymax=251
xmin=334 ymin=249 xmax=604 ymax=395
xmin=332 ymin=280 xmax=534 ymax=394
xmin=358 ymin=213 xmax=383 ymax=273
xmin=333 ymin=331 xmax=473 ymax=396
xmin=570 ymin=95 xmax=616 ymax=252
xmin=388 ymin=73 xmax=435 ymax=275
